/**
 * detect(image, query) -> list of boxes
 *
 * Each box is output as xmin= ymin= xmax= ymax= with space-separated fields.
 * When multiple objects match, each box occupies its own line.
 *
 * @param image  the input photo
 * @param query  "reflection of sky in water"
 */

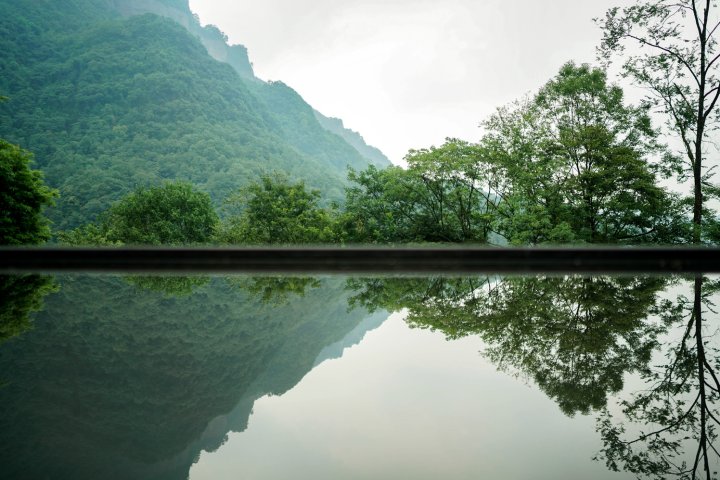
xmin=191 ymin=312 xmax=632 ymax=480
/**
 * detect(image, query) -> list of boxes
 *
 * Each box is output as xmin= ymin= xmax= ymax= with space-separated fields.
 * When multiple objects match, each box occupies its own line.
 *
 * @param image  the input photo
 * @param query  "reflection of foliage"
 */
xmin=0 ymin=276 xmax=371 ymax=479
xmin=349 ymin=275 xmax=668 ymax=416
xmin=0 ymin=275 xmax=57 ymax=344
xmin=229 ymin=276 xmax=321 ymax=305
xmin=124 ymin=276 xmax=210 ymax=297
xmin=596 ymin=277 xmax=720 ymax=480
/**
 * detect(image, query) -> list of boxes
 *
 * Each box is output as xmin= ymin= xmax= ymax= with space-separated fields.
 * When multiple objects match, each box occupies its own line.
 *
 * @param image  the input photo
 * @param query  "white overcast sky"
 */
xmin=188 ymin=0 xmax=633 ymax=164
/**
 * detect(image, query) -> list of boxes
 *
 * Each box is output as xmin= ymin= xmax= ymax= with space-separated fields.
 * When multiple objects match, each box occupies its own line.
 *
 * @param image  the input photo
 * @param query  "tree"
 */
xmin=343 ymin=140 xmax=496 ymax=244
xmin=342 ymin=165 xmax=421 ymax=243
xmin=403 ymin=140 xmax=496 ymax=242
xmin=106 ymin=181 xmax=218 ymax=245
xmin=0 ymin=140 xmax=57 ymax=245
xmin=60 ymin=181 xmax=218 ymax=245
xmin=599 ymin=0 xmax=720 ymax=243
xmin=215 ymin=173 xmax=338 ymax=244
xmin=482 ymin=62 xmax=682 ymax=244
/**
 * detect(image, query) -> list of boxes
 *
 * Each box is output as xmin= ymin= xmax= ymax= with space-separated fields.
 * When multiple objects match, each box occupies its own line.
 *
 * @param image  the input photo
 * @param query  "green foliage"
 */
xmin=124 ymin=275 xmax=210 ymax=297
xmin=60 ymin=181 xmax=218 ymax=246
xmin=0 ymin=140 xmax=57 ymax=245
xmin=343 ymin=63 xmax=683 ymax=246
xmin=228 ymin=276 xmax=322 ymax=305
xmin=0 ymin=275 xmax=58 ymax=345
xmin=343 ymin=165 xmax=419 ymax=243
xmin=57 ymin=222 xmax=117 ymax=246
xmin=482 ymin=62 xmax=684 ymax=244
xmin=216 ymin=174 xmax=338 ymax=245
xmin=343 ymin=140 xmax=495 ymax=243
xmin=599 ymin=0 xmax=720 ymax=244
xmin=105 ymin=182 xmax=217 ymax=245
xmin=0 ymin=3 xmax=386 ymax=230
xmin=595 ymin=277 xmax=720 ymax=479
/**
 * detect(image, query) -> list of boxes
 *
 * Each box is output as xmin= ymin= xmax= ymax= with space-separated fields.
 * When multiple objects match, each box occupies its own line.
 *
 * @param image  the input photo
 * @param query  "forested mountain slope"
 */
xmin=0 ymin=0 xmax=389 ymax=230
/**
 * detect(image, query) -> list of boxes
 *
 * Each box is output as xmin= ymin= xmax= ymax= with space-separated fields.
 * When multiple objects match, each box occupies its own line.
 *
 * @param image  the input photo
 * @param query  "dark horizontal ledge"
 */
xmin=0 ymin=247 xmax=719 ymax=274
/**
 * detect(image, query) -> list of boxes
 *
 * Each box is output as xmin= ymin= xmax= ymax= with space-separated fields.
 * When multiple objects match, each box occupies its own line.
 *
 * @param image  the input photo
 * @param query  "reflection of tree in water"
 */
xmin=228 ymin=276 xmax=321 ymax=305
xmin=350 ymin=275 xmax=720 ymax=478
xmin=124 ymin=275 xmax=210 ymax=297
xmin=349 ymin=276 xmax=668 ymax=415
xmin=123 ymin=275 xmax=321 ymax=303
xmin=0 ymin=274 xmax=58 ymax=345
xmin=597 ymin=277 xmax=720 ymax=480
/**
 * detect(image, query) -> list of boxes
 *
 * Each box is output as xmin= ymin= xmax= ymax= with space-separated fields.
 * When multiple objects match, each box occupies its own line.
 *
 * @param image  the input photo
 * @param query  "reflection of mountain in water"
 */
xmin=0 ymin=275 xmax=387 ymax=480
xmin=313 ymin=310 xmax=388 ymax=367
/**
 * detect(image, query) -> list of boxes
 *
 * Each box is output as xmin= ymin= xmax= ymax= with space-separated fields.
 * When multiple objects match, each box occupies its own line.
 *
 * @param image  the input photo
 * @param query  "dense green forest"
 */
xmin=0 ymin=0 xmax=389 ymax=231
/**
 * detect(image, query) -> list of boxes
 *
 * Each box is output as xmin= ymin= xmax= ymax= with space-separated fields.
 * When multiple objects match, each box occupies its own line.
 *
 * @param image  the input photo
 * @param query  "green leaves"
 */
xmin=60 ymin=181 xmax=218 ymax=246
xmin=344 ymin=140 xmax=497 ymax=244
xmin=0 ymin=139 xmax=57 ymax=245
xmin=483 ymin=62 xmax=680 ymax=244
xmin=598 ymin=0 xmax=720 ymax=243
xmin=105 ymin=182 xmax=218 ymax=246
xmin=215 ymin=174 xmax=338 ymax=245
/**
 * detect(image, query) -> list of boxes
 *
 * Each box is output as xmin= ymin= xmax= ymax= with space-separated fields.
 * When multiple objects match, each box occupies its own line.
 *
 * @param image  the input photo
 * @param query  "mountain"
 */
xmin=0 ymin=275 xmax=389 ymax=480
xmin=0 ymin=0 xmax=390 ymax=230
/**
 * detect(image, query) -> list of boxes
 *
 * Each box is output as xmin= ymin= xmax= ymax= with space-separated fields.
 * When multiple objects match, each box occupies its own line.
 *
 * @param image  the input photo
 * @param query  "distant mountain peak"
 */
xmin=107 ymin=0 xmax=389 ymax=166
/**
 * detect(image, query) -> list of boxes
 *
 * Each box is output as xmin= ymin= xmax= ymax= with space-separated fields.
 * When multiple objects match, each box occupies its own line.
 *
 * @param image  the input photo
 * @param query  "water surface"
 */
xmin=0 ymin=274 xmax=716 ymax=479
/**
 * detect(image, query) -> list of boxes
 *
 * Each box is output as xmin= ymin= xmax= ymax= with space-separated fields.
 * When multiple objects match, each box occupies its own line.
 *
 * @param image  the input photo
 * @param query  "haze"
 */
xmin=189 ymin=0 xmax=633 ymax=164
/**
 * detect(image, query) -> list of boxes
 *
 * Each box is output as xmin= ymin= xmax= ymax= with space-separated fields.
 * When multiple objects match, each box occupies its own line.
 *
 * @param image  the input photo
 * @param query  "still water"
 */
xmin=0 ymin=274 xmax=716 ymax=479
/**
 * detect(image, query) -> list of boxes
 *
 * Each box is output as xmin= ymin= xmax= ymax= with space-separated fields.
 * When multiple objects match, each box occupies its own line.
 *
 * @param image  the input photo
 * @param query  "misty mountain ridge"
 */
xmin=0 ymin=0 xmax=390 ymax=229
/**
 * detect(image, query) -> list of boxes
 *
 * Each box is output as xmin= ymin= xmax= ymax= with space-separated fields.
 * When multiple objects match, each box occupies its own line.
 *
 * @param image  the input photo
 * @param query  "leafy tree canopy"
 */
xmin=0 ymin=139 xmax=57 ymax=245
xmin=482 ymin=62 xmax=685 ymax=244
xmin=343 ymin=140 xmax=495 ymax=244
xmin=215 ymin=173 xmax=338 ymax=245
xmin=599 ymin=0 xmax=720 ymax=244
xmin=60 ymin=181 xmax=217 ymax=246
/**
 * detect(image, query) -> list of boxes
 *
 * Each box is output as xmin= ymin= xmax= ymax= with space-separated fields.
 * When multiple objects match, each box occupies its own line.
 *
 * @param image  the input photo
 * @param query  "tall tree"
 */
xmin=60 ymin=181 xmax=218 ymax=246
xmin=482 ymin=62 xmax=681 ymax=244
xmin=597 ymin=277 xmax=720 ymax=480
xmin=343 ymin=140 xmax=496 ymax=244
xmin=599 ymin=0 xmax=720 ymax=243
xmin=215 ymin=173 xmax=338 ymax=245
xmin=0 ymin=139 xmax=57 ymax=245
